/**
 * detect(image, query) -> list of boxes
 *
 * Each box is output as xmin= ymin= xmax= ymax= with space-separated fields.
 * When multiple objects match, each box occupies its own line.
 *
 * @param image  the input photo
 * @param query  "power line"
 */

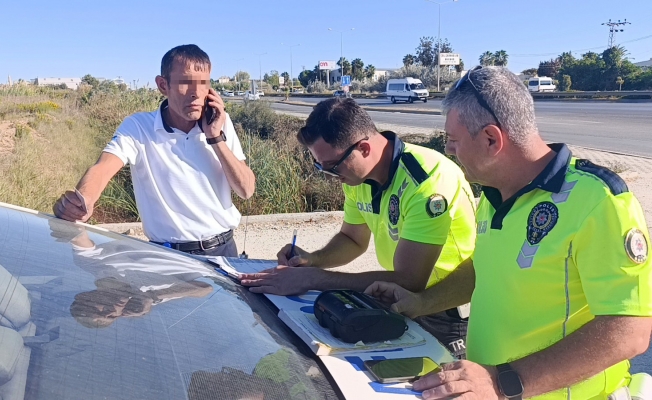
xmin=510 ymin=32 xmax=652 ymax=58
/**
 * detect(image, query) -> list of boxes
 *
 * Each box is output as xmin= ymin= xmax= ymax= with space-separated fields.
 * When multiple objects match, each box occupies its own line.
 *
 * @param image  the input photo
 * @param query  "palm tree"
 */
xmin=364 ymin=65 xmax=376 ymax=80
xmin=403 ymin=54 xmax=416 ymax=68
xmin=479 ymin=51 xmax=495 ymax=66
xmin=493 ymin=50 xmax=509 ymax=67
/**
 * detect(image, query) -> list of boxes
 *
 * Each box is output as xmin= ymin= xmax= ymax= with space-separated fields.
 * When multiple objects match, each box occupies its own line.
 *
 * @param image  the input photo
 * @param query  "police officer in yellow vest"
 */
xmin=365 ymin=66 xmax=652 ymax=399
xmin=240 ymin=97 xmax=477 ymax=358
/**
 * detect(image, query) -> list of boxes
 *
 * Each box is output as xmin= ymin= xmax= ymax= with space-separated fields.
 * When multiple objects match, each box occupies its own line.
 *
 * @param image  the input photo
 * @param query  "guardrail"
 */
xmin=528 ymin=91 xmax=652 ymax=99
xmin=253 ymin=90 xmax=652 ymax=100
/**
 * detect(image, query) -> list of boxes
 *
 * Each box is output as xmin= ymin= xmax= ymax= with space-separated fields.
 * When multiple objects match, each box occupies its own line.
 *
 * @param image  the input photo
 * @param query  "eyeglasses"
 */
xmin=313 ymin=137 xmax=368 ymax=177
xmin=454 ymin=66 xmax=501 ymax=129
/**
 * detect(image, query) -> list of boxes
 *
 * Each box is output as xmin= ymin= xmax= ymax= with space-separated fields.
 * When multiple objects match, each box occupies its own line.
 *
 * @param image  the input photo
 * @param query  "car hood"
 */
xmin=0 ymin=204 xmax=340 ymax=400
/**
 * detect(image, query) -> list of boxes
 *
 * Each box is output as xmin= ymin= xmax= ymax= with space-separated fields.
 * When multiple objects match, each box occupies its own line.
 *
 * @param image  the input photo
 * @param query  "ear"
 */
xmin=155 ymin=75 xmax=168 ymax=96
xmin=479 ymin=124 xmax=505 ymax=157
xmin=358 ymin=140 xmax=372 ymax=158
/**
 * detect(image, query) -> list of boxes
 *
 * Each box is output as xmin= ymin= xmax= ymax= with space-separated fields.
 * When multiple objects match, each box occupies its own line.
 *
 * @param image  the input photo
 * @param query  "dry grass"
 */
xmin=0 ymin=87 xmax=160 ymax=219
xmin=0 ymin=95 xmax=100 ymax=212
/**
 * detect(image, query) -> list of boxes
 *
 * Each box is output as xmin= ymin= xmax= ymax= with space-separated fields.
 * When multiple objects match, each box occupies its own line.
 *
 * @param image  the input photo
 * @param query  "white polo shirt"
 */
xmin=103 ymin=100 xmax=246 ymax=243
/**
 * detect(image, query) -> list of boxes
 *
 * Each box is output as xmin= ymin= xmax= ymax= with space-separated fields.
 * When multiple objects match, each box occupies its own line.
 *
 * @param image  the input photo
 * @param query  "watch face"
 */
xmin=498 ymin=370 xmax=524 ymax=397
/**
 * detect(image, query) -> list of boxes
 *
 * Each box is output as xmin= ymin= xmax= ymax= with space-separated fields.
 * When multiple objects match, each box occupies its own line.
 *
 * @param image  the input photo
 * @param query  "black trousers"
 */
xmin=415 ymin=308 xmax=468 ymax=359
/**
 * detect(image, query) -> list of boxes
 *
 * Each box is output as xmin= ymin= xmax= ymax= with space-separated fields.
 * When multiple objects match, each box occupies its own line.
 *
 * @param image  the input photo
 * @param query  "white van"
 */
xmin=386 ymin=78 xmax=429 ymax=103
xmin=528 ymin=77 xmax=556 ymax=92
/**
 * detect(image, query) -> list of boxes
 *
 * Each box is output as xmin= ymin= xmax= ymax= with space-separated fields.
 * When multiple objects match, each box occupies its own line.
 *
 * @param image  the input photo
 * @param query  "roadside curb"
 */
xmin=278 ymin=100 xmax=443 ymax=116
xmin=98 ymin=211 xmax=345 ymax=234
xmin=568 ymin=145 xmax=652 ymax=160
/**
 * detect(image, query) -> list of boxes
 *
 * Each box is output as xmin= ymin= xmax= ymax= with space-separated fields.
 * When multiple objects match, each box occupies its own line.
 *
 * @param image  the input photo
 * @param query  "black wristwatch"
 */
xmin=206 ymin=130 xmax=226 ymax=145
xmin=496 ymin=363 xmax=523 ymax=399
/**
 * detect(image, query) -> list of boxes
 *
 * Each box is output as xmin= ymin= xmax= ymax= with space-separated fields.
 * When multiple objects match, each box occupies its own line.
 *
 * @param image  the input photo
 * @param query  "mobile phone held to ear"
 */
xmin=204 ymin=98 xmax=216 ymax=125
xmin=364 ymin=357 xmax=441 ymax=384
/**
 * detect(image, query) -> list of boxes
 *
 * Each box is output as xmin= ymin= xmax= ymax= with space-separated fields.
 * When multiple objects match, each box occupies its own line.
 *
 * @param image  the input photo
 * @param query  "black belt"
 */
xmin=153 ymin=230 xmax=233 ymax=252
xmin=445 ymin=307 xmax=468 ymax=321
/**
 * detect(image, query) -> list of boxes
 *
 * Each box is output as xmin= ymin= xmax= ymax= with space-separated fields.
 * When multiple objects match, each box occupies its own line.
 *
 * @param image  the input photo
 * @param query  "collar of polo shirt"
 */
xmin=482 ymin=143 xmax=572 ymax=230
xmin=363 ymin=131 xmax=406 ymax=200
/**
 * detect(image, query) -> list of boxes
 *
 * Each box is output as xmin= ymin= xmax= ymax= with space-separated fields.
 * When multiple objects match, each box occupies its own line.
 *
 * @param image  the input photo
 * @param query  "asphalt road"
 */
xmin=270 ymin=98 xmax=652 ymax=158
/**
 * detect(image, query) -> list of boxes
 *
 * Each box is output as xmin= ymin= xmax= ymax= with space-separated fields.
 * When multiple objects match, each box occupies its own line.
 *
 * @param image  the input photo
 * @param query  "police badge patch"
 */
xmin=388 ymin=194 xmax=400 ymax=225
xmin=526 ymin=202 xmax=559 ymax=245
xmin=426 ymin=194 xmax=448 ymax=218
xmin=625 ymin=228 xmax=648 ymax=264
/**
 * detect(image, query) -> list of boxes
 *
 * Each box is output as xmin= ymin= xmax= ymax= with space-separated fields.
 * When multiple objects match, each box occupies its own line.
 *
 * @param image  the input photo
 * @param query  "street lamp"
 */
xmin=255 ymin=52 xmax=267 ymax=91
xmin=281 ymin=43 xmax=300 ymax=90
xmin=328 ymin=28 xmax=355 ymax=85
xmin=425 ymin=0 xmax=459 ymax=92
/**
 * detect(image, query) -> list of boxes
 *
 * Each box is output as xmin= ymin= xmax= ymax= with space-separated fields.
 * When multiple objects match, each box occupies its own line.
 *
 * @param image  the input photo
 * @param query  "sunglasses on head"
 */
xmin=313 ymin=137 xmax=368 ymax=177
xmin=455 ymin=66 xmax=501 ymax=129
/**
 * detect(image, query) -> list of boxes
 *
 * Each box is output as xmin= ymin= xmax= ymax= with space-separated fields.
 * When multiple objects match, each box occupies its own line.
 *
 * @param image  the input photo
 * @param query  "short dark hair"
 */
xmin=160 ymin=44 xmax=211 ymax=80
xmin=298 ymin=98 xmax=377 ymax=149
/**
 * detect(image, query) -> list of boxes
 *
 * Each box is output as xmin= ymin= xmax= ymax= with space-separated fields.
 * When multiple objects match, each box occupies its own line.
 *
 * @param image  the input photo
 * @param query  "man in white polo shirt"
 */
xmin=54 ymin=44 xmax=255 ymax=256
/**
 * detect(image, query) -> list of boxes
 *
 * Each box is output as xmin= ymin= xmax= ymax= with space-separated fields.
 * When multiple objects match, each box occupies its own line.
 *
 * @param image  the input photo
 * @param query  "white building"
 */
xmin=372 ymin=70 xmax=389 ymax=82
xmin=34 ymin=77 xmax=82 ymax=89
xmin=330 ymin=69 xmax=392 ymax=84
xmin=218 ymin=76 xmax=231 ymax=84
xmin=635 ymin=58 xmax=652 ymax=69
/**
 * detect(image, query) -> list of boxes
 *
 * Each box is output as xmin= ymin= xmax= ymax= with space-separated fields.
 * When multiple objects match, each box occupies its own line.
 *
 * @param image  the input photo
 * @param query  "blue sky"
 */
xmin=2 ymin=0 xmax=650 ymax=87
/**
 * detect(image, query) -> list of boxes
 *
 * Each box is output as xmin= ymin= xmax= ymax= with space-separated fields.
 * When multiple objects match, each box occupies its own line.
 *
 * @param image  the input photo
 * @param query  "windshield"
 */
xmin=0 ymin=205 xmax=340 ymax=400
xmin=409 ymin=83 xmax=425 ymax=90
xmin=529 ymin=80 xmax=539 ymax=86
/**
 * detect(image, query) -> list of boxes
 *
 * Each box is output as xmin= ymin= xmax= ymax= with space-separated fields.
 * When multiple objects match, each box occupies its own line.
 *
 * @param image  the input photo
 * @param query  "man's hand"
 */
xmin=240 ymin=266 xmax=319 ymax=296
xmin=364 ymin=281 xmax=425 ymax=319
xmin=122 ymin=294 xmax=154 ymax=317
xmin=53 ymin=190 xmax=92 ymax=222
xmin=413 ymin=361 xmax=502 ymax=400
xmin=277 ymin=244 xmax=313 ymax=267
xmin=204 ymin=88 xmax=227 ymax=138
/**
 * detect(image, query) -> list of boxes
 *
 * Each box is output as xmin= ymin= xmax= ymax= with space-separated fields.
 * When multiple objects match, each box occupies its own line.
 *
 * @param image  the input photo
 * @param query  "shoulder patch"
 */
xmin=400 ymin=152 xmax=429 ymax=185
xmin=575 ymin=159 xmax=629 ymax=196
xmin=625 ymin=228 xmax=648 ymax=264
xmin=426 ymin=194 xmax=448 ymax=218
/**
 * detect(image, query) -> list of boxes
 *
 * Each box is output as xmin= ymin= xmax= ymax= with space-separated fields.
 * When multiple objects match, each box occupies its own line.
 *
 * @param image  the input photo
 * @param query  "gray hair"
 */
xmin=442 ymin=66 xmax=538 ymax=145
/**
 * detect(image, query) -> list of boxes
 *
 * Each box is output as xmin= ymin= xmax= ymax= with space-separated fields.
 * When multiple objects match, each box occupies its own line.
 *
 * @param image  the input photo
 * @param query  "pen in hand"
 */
xmin=289 ymin=229 xmax=298 ymax=259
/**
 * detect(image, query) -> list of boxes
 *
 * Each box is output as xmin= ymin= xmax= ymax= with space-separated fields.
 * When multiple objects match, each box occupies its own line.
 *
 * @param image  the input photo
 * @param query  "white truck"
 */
xmin=385 ymin=78 xmax=429 ymax=103
xmin=528 ymin=77 xmax=556 ymax=92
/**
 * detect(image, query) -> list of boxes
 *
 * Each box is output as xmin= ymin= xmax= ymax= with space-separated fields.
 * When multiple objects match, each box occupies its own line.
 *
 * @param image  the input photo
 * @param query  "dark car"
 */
xmin=0 ymin=203 xmax=341 ymax=400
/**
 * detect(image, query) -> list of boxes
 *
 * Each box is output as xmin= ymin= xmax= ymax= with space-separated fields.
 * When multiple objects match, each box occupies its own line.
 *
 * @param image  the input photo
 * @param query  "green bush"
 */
xmin=229 ymin=101 xmax=344 ymax=215
xmin=17 ymin=100 xmax=60 ymax=114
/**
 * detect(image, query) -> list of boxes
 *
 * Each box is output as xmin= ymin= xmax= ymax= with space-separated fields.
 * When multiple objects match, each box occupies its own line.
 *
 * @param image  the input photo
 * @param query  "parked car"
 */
xmin=221 ymin=90 xmax=234 ymax=97
xmin=256 ymin=91 xmax=265 ymax=97
xmin=333 ymin=90 xmax=351 ymax=98
xmin=386 ymin=77 xmax=429 ymax=103
xmin=244 ymin=90 xmax=260 ymax=101
xmin=292 ymin=88 xmax=304 ymax=94
xmin=235 ymin=91 xmax=245 ymax=96
xmin=0 ymin=202 xmax=341 ymax=400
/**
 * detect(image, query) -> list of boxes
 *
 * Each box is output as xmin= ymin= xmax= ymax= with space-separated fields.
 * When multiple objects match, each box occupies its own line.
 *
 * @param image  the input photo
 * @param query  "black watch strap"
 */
xmin=496 ymin=363 xmax=523 ymax=400
xmin=206 ymin=131 xmax=226 ymax=145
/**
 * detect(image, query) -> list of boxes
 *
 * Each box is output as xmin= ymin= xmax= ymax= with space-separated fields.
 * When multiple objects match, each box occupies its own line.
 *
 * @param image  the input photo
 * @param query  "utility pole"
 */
xmin=234 ymin=58 xmax=244 ymax=92
xmin=426 ymin=0 xmax=459 ymax=92
xmin=601 ymin=19 xmax=631 ymax=48
xmin=281 ymin=43 xmax=300 ymax=90
xmin=328 ymin=28 xmax=355 ymax=85
xmin=256 ymin=53 xmax=267 ymax=91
